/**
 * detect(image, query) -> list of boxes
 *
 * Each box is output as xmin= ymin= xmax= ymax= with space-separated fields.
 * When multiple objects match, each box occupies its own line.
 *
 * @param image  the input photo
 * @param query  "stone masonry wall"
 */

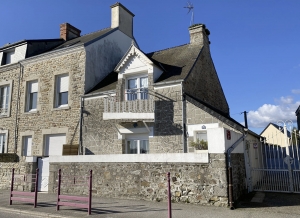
xmin=83 ymin=85 xmax=183 ymax=154
xmin=184 ymin=45 xmax=229 ymax=115
xmin=49 ymin=154 xmax=229 ymax=207
xmin=0 ymin=162 xmax=37 ymax=191
xmin=17 ymin=49 xmax=86 ymax=156
xmin=231 ymin=153 xmax=246 ymax=201
xmin=0 ymin=64 xmax=21 ymax=153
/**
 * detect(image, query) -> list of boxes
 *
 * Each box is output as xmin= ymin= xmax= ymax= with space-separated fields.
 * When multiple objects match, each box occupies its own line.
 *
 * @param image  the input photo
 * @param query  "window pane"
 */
xmin=23 ymin=136 xmax=32 ymax=156
xmin=140 ymin=140 xmax=149 ymax=154
xmin=0 ymin=86 xmax=9 ymax=114
xmin=59 ymin=92 xmax=68 ymax=105
xmin=128 ymin=79 xmax=137 ymax=89
xmin=127 ymin=140 xmax=137 ymax=154
xmin=29 ymin=92 xmax=37 ymax=110
xmin=140 ymin=77 xmax=148 ymax=88
xmin=196 ymin=132 xmax=207 ymax=141
xmin=0 ymin=134 xmax=5 ymax=153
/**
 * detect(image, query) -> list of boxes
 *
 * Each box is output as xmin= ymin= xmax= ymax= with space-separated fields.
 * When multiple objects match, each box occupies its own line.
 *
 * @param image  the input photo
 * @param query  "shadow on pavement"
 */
xmin=236 ymin=191 xmax=300 ymax=209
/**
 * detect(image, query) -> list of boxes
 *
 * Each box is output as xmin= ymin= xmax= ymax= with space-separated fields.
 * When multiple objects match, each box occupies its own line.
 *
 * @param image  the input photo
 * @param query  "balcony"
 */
xmin=103 ymin=89 xmax=154 ymax=120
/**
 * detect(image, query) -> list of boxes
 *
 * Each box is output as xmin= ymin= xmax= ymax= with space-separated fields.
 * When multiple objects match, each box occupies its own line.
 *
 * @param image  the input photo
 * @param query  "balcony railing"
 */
xmin=126 ymin=88 xmax=148 ymax=101
xmin=104 ymin=93 xmax=154 ymax=113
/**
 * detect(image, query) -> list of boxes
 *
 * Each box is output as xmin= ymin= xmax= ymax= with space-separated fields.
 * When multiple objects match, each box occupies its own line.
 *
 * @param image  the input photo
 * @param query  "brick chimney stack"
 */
xmin=110 ymin=2 xmax=135 ymax=38
xmin=189 ymin=24 xmax=210 ymax=46
xmin=60 ymin=23 xmax=81 ymax=41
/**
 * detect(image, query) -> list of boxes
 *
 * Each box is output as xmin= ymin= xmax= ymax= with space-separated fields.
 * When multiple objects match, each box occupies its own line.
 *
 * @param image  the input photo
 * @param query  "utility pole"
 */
xmin=243 ymin=111 xmax=248 ymax=129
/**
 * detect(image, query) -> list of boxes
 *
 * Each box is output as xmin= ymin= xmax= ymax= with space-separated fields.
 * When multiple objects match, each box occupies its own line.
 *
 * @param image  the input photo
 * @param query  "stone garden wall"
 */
xmin=49 ymin=154 xmax=231 ymax=207
xmin=0 ymin=154 xmax=37 ymax=191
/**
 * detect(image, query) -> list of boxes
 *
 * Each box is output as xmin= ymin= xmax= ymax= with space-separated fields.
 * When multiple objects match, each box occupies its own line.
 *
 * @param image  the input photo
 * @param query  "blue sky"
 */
xmin=1 ymin=0 xmax=299 ymax=134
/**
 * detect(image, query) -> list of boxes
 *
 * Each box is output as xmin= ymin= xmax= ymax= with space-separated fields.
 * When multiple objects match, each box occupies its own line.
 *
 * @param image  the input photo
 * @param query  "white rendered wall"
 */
xmin=49 ymin=153 xmax=209 ymax=163
xmin=85 ymin=30 xmax=133 ymax=92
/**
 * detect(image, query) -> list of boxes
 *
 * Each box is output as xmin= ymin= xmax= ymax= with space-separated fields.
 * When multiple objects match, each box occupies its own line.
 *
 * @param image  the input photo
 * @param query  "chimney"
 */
xmin=60 ymin=23 xmax=81 ymax=41
xmin=189 ymin=24 xmax=210 ymax=46
xmin=110 ymin=2 xmax=135 ymax=38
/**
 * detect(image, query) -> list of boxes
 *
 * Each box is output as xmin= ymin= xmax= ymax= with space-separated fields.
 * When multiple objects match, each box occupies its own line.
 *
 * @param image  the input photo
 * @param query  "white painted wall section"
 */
xmin=50 ymin=153 xmax=209 ymax=163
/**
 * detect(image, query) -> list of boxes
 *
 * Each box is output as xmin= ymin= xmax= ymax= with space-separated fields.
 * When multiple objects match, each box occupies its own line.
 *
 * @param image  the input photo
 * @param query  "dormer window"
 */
xmin=1 ymin=49 xmax=15 ymax=65
xmin=126 ymin=75 xmax=148 ymax=101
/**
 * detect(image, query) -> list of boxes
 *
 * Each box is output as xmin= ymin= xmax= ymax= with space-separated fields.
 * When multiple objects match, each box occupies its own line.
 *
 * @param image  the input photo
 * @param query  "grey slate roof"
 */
xmin=53 ymin=28 xmax=114 ymax=50
xmin=88 ymin=71 xmax=118 ymax=94
xmin=146 ymin=44 xmax=202 ymax=83
xmin=87 ymin=43 xmax=203 ymax=94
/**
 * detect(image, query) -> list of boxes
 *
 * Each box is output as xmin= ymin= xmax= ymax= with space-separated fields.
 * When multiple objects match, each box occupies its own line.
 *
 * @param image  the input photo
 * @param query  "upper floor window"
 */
xmin=55 ymin=74 xmax=69 ymax=108
xmin=0 ymin=85 xmax=10 ymax=116
xmin=0 ymin=133 xmax=6 ymax=153
xmin=126 ymin=76 xmax=148 ymax=101
xmin=26 ymin=80 xmax=38 ymax=112
xmin=1 ymin=50 xmax=15 ymax=65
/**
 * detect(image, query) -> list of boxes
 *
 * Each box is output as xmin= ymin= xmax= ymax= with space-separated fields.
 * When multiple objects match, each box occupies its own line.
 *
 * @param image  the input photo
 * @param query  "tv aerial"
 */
xmin=184 ymin=1 xmax=194 ymax=26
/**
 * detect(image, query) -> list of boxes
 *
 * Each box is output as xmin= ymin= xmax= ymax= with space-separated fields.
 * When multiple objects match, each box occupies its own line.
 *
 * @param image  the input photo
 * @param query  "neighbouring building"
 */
xmin=0 ymin=3 xmax=261 ymax=207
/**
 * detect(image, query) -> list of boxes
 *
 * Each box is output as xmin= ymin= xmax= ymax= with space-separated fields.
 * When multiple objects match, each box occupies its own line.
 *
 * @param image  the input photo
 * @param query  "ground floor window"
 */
xmin=126 ymin=139 xmax=149 ymax=154
xmin=0 ymin=133 xmax=6 ymax=153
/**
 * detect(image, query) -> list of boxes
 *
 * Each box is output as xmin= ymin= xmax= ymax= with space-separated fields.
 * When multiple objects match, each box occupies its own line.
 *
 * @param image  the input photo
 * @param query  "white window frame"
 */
xmin=0 ymin=80 xmax=12 ymax=117
xmin=125 ymin=74 xmax=148 ymax=101
xmin=25 ymin=80 xmax=38 ymax=112
xmin=0 ymin=130 xmax=8 ymax=153
xmin=55 ymin=74 xmax=69 ymax=108
xmin=22 ymin=135 xmax=32 ymax=156
xmin=126 ymin=139 xmax=149 ymax=154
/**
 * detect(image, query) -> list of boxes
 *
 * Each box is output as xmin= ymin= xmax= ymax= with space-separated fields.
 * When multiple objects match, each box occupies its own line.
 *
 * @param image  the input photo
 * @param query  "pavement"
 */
xmin=1 ymin=190 xmax=300 ymax=218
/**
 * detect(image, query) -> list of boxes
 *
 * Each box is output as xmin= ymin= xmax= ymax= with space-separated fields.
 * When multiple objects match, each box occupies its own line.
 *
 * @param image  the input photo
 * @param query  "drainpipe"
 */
xmin=181 ymin=81 xmax=187 ymax=153
xmin=226 ymin=128 xmax=248 ymax=210
xmin=14 ymin=63 xmax=23 ymax=153
xmin=79 ymin=97 xmax=84 ymax=155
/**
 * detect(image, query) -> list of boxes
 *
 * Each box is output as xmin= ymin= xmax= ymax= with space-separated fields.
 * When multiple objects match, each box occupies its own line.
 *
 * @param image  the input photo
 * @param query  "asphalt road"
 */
xmin=0 ymin=211 xmax=41 ymax=218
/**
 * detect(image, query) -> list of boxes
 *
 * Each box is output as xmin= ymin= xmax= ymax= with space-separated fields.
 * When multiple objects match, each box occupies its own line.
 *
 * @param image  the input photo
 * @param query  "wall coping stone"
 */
xmin=50 ymin=153 xmax=209 ymax=163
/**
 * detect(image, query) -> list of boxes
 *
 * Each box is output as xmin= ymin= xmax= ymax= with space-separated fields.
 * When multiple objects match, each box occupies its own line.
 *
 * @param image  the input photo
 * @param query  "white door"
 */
xmin=38 ymin=157 xmax=49 ymax=192
xmin=44 ymin=134 xmax=66 ymax=156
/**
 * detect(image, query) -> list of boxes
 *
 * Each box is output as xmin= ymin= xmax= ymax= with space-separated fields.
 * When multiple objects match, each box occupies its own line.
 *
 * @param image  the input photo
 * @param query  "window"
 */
xmin=126 ymin=139 xmax=149 ymax=154
xmin=126 ymin=76 xmax=148 ymax=100
xmin=23 ymin=136 xmax=32 ymax=156
xmin=0 ymin=85 xmax=10 ymax=116
xmin=194 ymin=131 xmax=208 ymax=150
xmin=0 ymin=133 xmax=6 ymax=153
xmin=55 ymin=74 xmax=69 ymax=108
xmin=1 ymin=50 xmax=15 ymax=65
xmin=26 ymin=80 xmax=38 ymax=112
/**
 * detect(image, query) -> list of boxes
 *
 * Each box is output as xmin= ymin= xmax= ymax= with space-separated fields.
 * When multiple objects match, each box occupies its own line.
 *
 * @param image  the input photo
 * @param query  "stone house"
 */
xmin=0 ymin=2 xmax=261 ymax=207
xmin=0 ymin=2 xmax=135 ymax=191
xmin=47 ymin=23 xmax=261 ymax=206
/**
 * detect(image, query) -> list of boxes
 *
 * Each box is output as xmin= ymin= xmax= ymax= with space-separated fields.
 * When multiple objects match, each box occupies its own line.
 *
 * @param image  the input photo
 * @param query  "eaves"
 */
xmin=19 ymin=43 xmax=85 ymax=66
xmin=0 ymin=62 xmax=19 ymax=73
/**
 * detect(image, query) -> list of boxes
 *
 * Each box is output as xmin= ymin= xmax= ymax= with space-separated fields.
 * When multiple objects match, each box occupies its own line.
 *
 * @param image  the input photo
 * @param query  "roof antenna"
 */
xmin=184 ymin=1 xmax=194 ymax=26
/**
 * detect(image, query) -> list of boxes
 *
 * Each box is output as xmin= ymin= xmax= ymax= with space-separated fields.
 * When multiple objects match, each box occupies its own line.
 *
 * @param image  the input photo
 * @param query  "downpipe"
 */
xmin=226 ymin=129 xmax=248 ymax=210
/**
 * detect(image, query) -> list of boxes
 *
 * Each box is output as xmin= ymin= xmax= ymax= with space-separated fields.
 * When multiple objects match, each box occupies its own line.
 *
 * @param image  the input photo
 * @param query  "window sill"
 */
xmin=52 ymin=105 xmax=70 ymax=111
xmin=0 ymin=114 xmax=10 ymax=118
xmin=24 ymin=110 xmax=38 ymax=114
